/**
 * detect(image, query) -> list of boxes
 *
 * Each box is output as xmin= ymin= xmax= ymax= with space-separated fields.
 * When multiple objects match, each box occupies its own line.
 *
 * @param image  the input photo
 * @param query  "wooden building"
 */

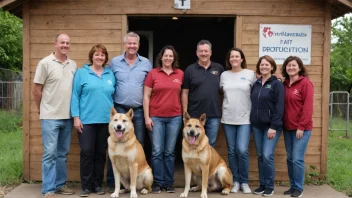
xmin=2 ymin=0 xmax=352 ymax=185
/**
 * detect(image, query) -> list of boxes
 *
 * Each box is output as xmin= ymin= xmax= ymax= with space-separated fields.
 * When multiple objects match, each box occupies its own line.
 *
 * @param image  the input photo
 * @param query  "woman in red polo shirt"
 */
xmin=143 ymin=45 xmax=184 ymax=194
xmin=281 ymin=56 xmax=314 ymax=198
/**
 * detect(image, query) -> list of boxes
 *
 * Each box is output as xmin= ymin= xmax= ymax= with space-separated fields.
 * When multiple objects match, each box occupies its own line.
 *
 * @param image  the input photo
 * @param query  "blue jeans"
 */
xmin=149 ymin=116 xmax=182 ymax=186
xmin=41 ymin=119 xmax=73 ymax=194
xmin=223 ymin=124 xmax=251 ymax=184
xmin=204 ymin=118 xmax=220 ymax=147
xmin=107 ymin=104 xmax=146 ymax=186
xmin=252 ymin=126 xmax=282 ymax=189
xmin=284 ymin=130 xmax=311 ymax=191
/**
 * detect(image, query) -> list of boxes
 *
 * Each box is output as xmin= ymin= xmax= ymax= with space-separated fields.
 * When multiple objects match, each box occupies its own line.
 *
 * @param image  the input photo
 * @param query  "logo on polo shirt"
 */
xmin=241 ymin=77 xmax=246 ymax=80
xmin=293 ymin=89 xmax=300 ymax=96
xmin=211 ymin=70 xmax=219 ymax=75
xmin=173 ymin=79 xmax=182 ymax=84
xmin=107 ymin=80 xmax=112 ymax=85
xmin=265 ymin=84 xmax=272 ymax=89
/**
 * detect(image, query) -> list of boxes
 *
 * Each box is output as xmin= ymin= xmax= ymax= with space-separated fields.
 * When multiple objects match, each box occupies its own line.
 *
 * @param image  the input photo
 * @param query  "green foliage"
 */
xmin=331 ymin=16 xmax=352 ymax=92
xmin=0 ymin=9 xmax=23 ymax=72
xmin=305 ymin=165 xmax=326 ymax=185
xmin=0 ymin=110 xmax=23 ymax=185
xmin=0 ymin=110 xmax=22 ymax=133
xmin=327 ymin=128 xmax=352 ymax=196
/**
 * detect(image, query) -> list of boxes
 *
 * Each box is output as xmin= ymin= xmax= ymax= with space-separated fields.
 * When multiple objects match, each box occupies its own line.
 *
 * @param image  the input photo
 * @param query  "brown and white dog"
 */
xmin=180 ymin=112 xmax=233 ymax=198
xmin=108 ymin=108 xmax=153 ymax=198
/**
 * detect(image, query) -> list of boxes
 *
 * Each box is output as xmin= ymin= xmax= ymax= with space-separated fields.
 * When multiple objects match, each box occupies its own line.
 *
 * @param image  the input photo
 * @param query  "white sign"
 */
xmin=174 ymin=0 xmax=191 ymax=10
xmin=259 ymin=24 xmax=312 ymax=65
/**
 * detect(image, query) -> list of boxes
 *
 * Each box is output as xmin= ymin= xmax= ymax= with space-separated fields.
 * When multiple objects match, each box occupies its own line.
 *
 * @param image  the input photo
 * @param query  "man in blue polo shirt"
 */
xmin=182 ymin=40 xmax=224 ymax=147
xmin=107 ymin=32 xmax=152 ymax=192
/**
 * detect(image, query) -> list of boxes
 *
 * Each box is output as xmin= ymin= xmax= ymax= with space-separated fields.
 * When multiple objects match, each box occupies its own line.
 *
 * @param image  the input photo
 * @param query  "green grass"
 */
xmin=328 ymin=118 xmax=352 ymax=197
xmin=0 ymin=110 xmax=23 ymax=185
xmin=329 ymin=117 xmax=351 ymax=137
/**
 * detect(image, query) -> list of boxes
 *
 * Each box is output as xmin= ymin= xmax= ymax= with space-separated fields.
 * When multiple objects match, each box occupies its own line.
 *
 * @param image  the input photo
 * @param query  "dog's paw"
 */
xmin=200 ymin=192 xmax=208 ymax=198
xmin=221 ymin=189 xmax=230 ymax=195
xmin=140 ymin=188 xmax=148 ymax=195
xmin=180 ymin=192 xmax=188 ymax=197
xmin=110 ymin=192 xmax=119 ymax=198
xmin=130 ymin=191 xmax=138 ymax=198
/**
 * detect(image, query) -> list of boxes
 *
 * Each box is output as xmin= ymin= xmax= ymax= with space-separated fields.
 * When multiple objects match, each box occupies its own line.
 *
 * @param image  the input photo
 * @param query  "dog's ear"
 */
xmin=183 ymin=112 xmax=191 ymax=124
xmin=126 ymin=108 xmax=134 ymax=119
xmin=110 ymin=107 xmax=117 ymax=118
xmin=199 ymin=113 xmax=206 ymax=126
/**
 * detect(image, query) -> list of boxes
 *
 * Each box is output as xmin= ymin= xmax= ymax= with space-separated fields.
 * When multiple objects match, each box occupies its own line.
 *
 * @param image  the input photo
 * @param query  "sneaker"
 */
xmin=165 ymin=185 xmax=175 ymax=193
xmin=291 ymin=189 xmax=303 ymax=197
xmin=152 ymin=184 xmax=161 ymax=194
xmin=284 ymin=188 xmax=294 ymax=195
xmin=94 ymin=187 xmax=105 ymax=195
xmin=44 ymin=192 xmax=55 ymax=198
xmin=55 ymin=185 xmax=75 ymax=195
xmin=108 ymin=186 xmax=114 ymax=193
xmin=230 ymin=181 xmax=240 ymax=193
xmin=263 ymin=188 xmax=274 ymax=197
xmin=80 ymin=189 xmax=90 ymax=197
xmin=253 ymin=185 xmax=265 ymax=195
xmin=241 ymin=183 xmax=252 ymax=194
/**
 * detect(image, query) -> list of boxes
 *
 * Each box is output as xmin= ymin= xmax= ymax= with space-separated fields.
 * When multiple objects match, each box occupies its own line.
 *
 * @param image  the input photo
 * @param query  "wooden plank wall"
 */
xmin=235 ymin=15 xmax=326 ymax=180
xmin=24 ymin=0 xmax=328 ymax=182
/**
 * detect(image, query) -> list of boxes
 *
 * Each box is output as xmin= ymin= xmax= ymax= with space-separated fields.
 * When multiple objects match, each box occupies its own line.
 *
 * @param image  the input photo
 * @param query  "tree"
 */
xmin=0 ymin=9 xmax=22 ymax=72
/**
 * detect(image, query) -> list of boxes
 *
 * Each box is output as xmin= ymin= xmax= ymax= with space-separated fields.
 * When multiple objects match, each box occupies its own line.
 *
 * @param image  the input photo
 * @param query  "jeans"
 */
xmin=223 ymin=124 xmax=251 ymax=184
xmin=252 ymin=125 xmax=282 ymax=189
xmin=41 ymin=119 xmax=73 ymax=194
xmin=149 ymin=116 xmax=182 ymax=186
xmin=284 ymin=130 xmax=311 ymax=191
xmin=78 ymin=124 xmax=109 ymax=190
xmin=204 ymin=118 xmax=220 ymax=147
xmin=107 ymin=104 xmax=146 ymax=186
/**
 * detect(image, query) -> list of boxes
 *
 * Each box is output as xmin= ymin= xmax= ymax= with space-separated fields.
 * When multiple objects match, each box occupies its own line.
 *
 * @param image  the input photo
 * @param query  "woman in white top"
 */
xmin=220 ymin=47 xmax=256 ymax=194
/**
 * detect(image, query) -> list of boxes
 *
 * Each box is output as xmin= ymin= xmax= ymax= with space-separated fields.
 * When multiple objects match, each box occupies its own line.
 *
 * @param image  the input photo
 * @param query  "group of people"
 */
xmin=33 ymin=32 xmax=313 ymax=198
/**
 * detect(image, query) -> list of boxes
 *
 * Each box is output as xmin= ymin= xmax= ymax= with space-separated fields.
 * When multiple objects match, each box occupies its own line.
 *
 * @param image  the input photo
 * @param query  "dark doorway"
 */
xmin=128 ymin=16 xmax=234 ymax=186
xmin=129 ymin=16 xmax=235 ymax=69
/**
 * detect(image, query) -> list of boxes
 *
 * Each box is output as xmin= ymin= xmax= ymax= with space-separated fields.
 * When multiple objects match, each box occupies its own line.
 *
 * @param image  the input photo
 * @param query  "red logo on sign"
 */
xmin=263 ymin=27 xmax=274 ymax=38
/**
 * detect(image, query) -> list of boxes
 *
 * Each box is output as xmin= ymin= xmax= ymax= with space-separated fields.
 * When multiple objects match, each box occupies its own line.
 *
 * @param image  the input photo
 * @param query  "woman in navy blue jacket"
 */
xmin=250 ymin=55 xmax=284 ymax=197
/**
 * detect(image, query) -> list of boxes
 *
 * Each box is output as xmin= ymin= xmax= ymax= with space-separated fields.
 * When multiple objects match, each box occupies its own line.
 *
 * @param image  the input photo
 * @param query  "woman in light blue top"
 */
xmin=220 ymin=47 xmax=256 ymax=194
xmin=71 ymin=44 xmax=116 ymax=197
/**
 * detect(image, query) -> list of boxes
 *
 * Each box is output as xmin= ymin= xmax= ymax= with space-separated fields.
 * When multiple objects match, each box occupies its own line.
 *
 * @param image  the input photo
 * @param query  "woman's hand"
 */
xmin=145 ymin=117 xmax=154 ymax=131
xmin=74 ymin=117 xmax=83 ymax=133
xmin=267 ymin=128 xmax=276 ymax=140
xmin=296 ymin=129 xmax=304 ymax=139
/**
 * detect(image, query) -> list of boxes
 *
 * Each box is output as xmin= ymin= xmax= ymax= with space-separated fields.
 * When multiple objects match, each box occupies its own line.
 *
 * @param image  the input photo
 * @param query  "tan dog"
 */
xmin=180 ymin=113 xmax=233 ymax=198
xmin=108 ymin=108 xmax=153 ymax=198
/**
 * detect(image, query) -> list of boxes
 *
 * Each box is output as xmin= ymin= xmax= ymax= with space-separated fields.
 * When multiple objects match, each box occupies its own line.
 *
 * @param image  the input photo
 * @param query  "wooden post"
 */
xmin=321 ymin=2 xmax=331 ymax=176
xmin=121 ymin=15 xmax=127 ymax=52
xmin=22 ymin=1 xmax=30 ymax=180
xmin=235 ymin=16 xmax=243 ymax=49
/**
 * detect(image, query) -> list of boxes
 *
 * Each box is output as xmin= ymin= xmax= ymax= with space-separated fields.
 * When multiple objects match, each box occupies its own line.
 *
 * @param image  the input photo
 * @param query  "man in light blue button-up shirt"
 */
xmin=107 ymin=32 xmax=152 ymax=190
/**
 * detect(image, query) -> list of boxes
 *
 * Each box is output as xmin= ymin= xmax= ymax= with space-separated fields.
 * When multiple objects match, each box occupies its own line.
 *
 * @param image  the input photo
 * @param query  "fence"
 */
xmin=0 ymin=81 xmax=23 ymax=111
xmin=329 ymin=91 xmax=350 ymax=137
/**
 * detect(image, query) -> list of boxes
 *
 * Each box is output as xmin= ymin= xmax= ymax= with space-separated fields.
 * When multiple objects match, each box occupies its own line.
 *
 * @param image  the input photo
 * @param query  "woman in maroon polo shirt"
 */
xmin=281 ymin=56 xmax=314 ymax=198
xmin=143 ymin=45 xmax=184 ymax=194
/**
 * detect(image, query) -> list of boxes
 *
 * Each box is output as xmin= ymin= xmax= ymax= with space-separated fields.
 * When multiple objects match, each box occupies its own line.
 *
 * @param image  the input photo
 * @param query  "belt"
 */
xmin=114 ymin=103 xmax=142 ymax=109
